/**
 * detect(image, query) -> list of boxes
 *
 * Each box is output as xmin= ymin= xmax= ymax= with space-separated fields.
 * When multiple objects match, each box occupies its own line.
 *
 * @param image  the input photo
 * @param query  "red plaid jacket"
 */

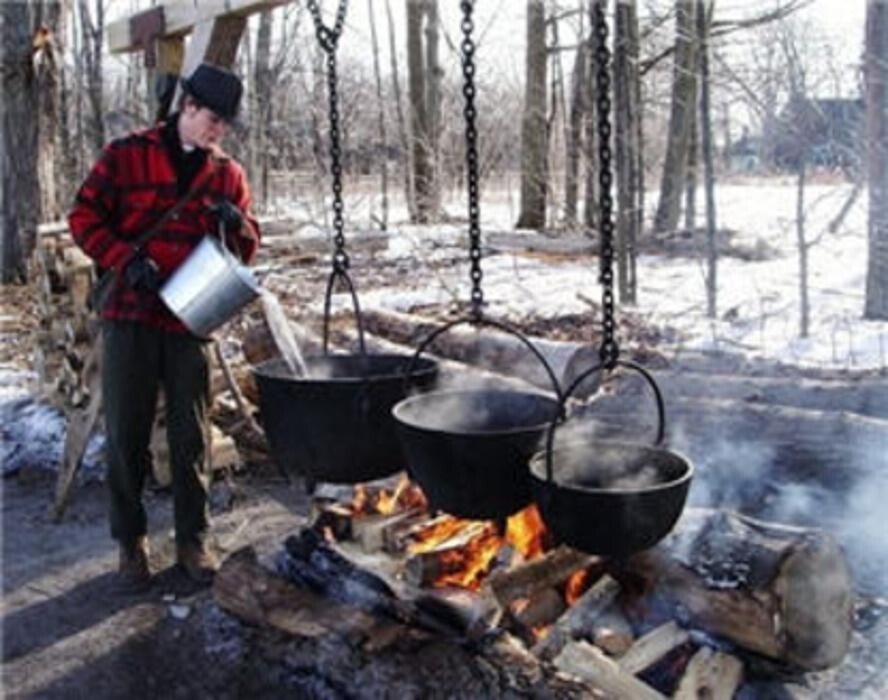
xmin=69 ymin=123 xmax=260 ymax=332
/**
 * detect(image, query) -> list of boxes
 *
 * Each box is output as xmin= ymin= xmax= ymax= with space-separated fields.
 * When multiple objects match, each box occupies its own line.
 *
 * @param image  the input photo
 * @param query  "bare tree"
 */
xmin=406 ymin=0 xmax=433 ymax=222
xmin=564 ymin=2 xmax=586 ymax=227
xmin=517 ymin=0 xmax=549 ymax=230
xmin=698 ymin=0 xmax=718 ymax=319
xmin=368 ymin=0 xmax=389 ymax=230
xmin=2 ymin=1 xmax=63 ymax=283
xmin=386 ymin=0 xmax=415 ymax=220
xmin=653 ymin=0 xmax=698 ymax=233
xmin=77 ymin=0 xmax=105 ymax=153
xmin=614 ymin=0 xmax=641 ymax=304
xmin=866 ymin=0 xmax=888 ymax=319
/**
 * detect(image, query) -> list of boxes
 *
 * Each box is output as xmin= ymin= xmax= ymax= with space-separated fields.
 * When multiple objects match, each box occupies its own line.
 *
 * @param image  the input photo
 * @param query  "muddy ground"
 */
xmin=2 ymin=461 xmax=316 ymax=698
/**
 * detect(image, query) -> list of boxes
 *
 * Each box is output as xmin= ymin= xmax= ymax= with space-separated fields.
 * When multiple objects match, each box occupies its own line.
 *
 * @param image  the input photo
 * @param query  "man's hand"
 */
xmin=124 ymin=250 xmax=162 ymax=292
xmin=210 ymin=200 xmax=243 ymax=233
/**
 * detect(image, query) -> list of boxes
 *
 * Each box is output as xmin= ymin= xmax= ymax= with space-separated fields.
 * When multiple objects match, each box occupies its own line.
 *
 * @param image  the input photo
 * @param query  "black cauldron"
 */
xmin=254 ymin=354 xmax=438 ymax=484
xmin=529 ymin=440 xmax=693 ymax=557
xmin=392 ymin=389 xmax=559 ymax=520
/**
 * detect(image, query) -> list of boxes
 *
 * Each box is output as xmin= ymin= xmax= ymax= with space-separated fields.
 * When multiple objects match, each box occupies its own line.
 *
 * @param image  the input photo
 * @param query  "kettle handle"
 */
xmin=321 ymin=268 xmax=366 ymax=356
xmin=542 ymin=360 xmax=666 ymax=483
xmin=402 ymin=314 xmax=564 ymax=404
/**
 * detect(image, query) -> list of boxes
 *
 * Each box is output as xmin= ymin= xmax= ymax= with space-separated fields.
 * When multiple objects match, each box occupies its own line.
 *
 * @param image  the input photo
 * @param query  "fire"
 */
xmin=431 ymin=529 xmax=503 ymax=589
xmin=505 ymin=504 xmax=548 ymax=559
xmin=351 ymin=477 xmax=428 ymax=516
xmin=565 ymin=568 xmax=590 ymax=605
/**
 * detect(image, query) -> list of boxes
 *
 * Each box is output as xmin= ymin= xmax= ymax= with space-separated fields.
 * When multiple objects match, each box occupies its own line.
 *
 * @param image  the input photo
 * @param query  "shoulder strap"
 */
xmin=131 ymin=163 xmax=218 ymax=250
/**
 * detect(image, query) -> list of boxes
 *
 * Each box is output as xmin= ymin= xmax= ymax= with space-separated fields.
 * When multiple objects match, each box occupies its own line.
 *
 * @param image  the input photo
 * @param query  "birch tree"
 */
xmin=866 ymin=0 xmax=888 ymax=319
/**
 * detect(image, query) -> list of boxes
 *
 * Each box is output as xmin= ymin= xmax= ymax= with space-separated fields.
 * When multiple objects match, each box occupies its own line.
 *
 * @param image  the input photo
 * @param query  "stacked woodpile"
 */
xmin=30 ymin=222 xmax=99 ymax=411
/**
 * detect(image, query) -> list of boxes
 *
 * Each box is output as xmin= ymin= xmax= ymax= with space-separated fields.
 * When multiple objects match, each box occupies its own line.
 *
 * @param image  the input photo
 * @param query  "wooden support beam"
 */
xmin=108 ymin=0 xmax=290 ymax=53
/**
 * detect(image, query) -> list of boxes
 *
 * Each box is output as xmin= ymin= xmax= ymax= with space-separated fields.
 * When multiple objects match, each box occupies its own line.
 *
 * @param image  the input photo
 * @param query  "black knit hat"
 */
xmin=180 ymin=63 xmax=242 ymax=122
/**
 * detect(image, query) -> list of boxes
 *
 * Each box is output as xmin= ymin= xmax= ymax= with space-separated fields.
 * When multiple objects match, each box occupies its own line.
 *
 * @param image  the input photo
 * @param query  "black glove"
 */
xmin=124 ymin=251 xmax=162 ymax=292
xmin=210 ymin=200 xmax=244 ymax=234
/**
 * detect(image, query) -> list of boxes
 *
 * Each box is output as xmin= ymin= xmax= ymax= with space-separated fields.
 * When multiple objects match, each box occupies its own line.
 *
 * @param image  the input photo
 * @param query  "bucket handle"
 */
xmin=402 ymin=314 xmax=564 ymax=404
xmin=542 ymin=360 xmax=666 ymax=483
xmin=321 ymin=268 xmax=366 ymax=356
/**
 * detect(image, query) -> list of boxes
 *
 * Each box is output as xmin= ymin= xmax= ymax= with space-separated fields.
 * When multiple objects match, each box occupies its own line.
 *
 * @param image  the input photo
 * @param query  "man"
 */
xmin=69 ymin=63 xmax=260 ymax=590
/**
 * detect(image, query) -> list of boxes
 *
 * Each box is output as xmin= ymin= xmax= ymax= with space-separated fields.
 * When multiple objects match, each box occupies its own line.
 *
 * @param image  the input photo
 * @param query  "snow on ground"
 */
xmin=307 ymin=177 xmax=886 ymax=372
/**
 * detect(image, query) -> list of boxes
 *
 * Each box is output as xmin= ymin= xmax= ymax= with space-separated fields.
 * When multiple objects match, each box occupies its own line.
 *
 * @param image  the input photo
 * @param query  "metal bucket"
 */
xmin=160 ymin=235 xmax=259 ymax=338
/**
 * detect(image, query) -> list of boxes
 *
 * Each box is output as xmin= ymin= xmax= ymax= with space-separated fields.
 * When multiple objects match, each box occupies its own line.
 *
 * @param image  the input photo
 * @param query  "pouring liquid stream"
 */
xmin=259 ymin=289 xmax=310 ymax=378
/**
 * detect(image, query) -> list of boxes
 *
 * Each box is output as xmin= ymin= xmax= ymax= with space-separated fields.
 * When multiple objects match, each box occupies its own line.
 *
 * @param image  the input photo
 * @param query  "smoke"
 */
xmin=668 ymin=415 xmax=888 ymax=595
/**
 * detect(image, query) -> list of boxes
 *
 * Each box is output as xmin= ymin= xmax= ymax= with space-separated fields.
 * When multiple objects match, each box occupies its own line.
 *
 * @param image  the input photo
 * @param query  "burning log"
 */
xmin=488 ymin=545 xmax=599 ymax=606
xmin=623 ymin=508 xmax=853 ymax=671
xmin=352 ymin=508 xmax=425 ymax=553
xmin=554 ymin=640 xmax=666 ymax=700
xmin=673 ymin=647 xmax=744 ymax=700
xmin=532 ymin=574 xmax=621 ymax=660
xmin=403 ymin=521 xmax=497 ymax=588
xmin=510 ymin=588 xmax=566 ymax=631
xmin=618 ymin=621 xmax=690 ymax=676
xmin=214 ymin=540 xmax=606 ymax=697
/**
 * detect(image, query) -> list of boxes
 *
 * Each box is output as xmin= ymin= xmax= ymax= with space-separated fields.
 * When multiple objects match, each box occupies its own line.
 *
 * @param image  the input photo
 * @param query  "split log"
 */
xmin=554 ymin=640 xmax=666 ymax=700
xmin=673 ymin=647 xmax=744 ymax=700
xmin=488 ymin=545 xmax=599 ymax=606
xmin=533 ymin=574 xmax=621 ymax=660
xmin=403 ymin=521 xmax=497 ymax=588
xmin=618 ymin=621 xmax=690 ymax=676
xmin=510 ymin=587 xmax=566 ymax=631
xmin=352 ymin=508 xmax=425 ymax=553
xmin=591 ymin=605 xmax=635 ymax=657
xmin=623 ymin=508 xmax=853 ymax=671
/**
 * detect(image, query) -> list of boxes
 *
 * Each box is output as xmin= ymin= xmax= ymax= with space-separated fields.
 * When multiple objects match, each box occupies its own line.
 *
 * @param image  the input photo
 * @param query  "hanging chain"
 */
xmin=594 ymin=2 xmax=619 ymax=367
xmin=460 ymin=0 xmax=484 ymax=320
xmin=307 ymin=0 xmax=350 ymax=272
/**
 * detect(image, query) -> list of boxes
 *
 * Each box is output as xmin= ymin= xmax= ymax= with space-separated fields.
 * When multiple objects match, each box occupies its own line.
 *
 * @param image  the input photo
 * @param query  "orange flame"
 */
xmin=352 ymin=485 xmax=369 ymax=514
xmin=564 ymin=568 xmax=590 ymax=606
xmin=505 ymin=504 xmax=548 ymax=559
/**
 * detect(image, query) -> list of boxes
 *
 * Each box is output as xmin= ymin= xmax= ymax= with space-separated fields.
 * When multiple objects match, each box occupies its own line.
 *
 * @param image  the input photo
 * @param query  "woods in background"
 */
xmin=1 ymin=0 xmax=885 ymax=322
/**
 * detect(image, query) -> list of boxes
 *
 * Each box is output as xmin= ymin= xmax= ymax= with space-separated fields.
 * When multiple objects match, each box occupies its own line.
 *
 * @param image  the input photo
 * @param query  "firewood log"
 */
xmin=488 ymin=545 xmax=599 ymax=606
xmin=618 ymin=621 xmax=690 ymax=675
xmin=623 ymin=508 xmax=852 ymax=671
xmin=672 ymin=647 xmax=744 ymax=700
xmin=554 ymin=640 xmax=666 ymax=700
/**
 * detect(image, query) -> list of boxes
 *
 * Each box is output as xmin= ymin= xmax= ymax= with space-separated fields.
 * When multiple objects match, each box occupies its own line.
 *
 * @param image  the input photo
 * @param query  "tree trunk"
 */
xmin=699 ymin=0 xmax=718 ymax=319
xmin=516 ymin=0 xmax=549 ymax=230
xmin=582 ymin=2 xmax=599 ymax=233
xmin=37 ymin=2 xmax=64 ymax=225
xmin=865 ymin=0 xmax=888 ymax=319
xmin=2 ymin=1 xmax=60 ymax=283
xmin=653 ymin=0 xmax=698 ymax=233
xmin=386 ymin=0 xmax=415 ymax=221
xmin=78 ymin=0 xmax=104 ymax=153
xmin=564 ymin=8 xmax=586 ymax=228
xmin=253 ymin=9 xmax=273 ymax=208
xmin=368 ymin=0 xmax=389 ymax=231
xmin=796 ymin=156 xmax=810 ymax=337
xmin=424 ymin=0 xmax=441 ymax=218
xmin=406 ymin=0 xmax=432 ymax=223
xmin=614 ymin=0 xmax=640 ymax=304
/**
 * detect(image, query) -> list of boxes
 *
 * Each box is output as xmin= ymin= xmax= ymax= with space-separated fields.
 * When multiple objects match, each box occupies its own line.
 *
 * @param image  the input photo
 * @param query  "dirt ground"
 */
xmin=2 ymin=462 xmax=314 ymax=699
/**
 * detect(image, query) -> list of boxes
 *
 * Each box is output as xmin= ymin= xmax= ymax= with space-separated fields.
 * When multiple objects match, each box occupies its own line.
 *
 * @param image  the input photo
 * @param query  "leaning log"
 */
xmin=622 ymin=508 xmax=853 ymax=671
xmin=579 ymin=394 xmax=888 ymax=484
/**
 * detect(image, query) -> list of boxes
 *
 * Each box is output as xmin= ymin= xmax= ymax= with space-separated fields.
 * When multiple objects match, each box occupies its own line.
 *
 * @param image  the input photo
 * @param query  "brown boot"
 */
xmin=117 ymin=536 xmax=152 ymax=592
xmin=176 ymin=541 xmax=219 ymax=584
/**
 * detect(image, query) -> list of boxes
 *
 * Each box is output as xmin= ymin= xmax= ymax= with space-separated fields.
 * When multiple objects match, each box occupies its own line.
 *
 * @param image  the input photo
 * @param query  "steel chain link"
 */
xmin=460 ymin=1 xmax=484 ymax=319
xmin=308 ymin=0 xmax=350 ymax=272
xmin=594 ymin=2 xmax=619 ymax=367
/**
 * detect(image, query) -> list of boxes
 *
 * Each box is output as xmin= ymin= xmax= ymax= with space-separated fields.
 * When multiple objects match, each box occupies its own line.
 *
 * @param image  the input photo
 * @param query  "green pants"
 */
xmin=102 ymin=320 xmax=211 ymax=546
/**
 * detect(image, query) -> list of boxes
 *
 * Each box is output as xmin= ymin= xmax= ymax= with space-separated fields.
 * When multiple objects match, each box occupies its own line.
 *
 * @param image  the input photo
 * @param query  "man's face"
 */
xmin=179 ymin=100 xmax=228 ymax=149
